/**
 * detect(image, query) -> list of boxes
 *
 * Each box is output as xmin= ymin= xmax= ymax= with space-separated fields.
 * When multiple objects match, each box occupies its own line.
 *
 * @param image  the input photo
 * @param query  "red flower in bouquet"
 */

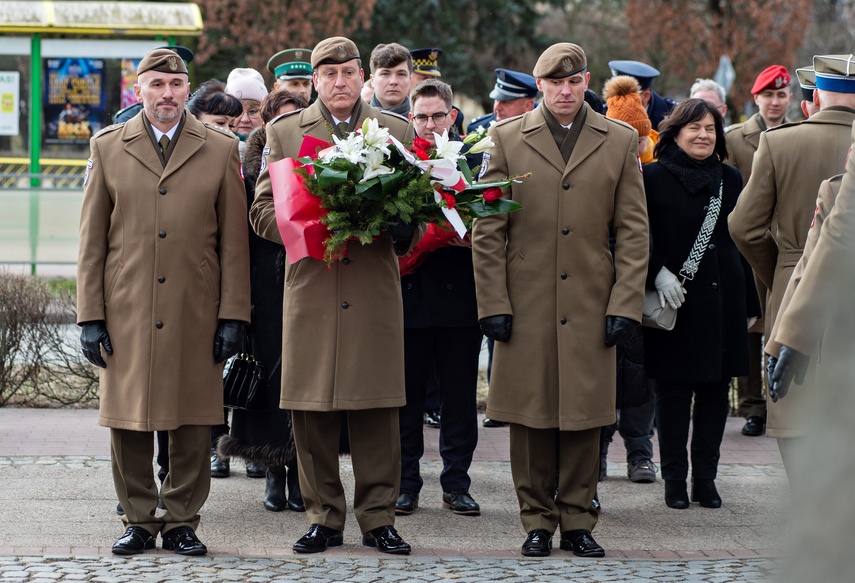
xmin=441 ymin=190 xmax=457 ymax=209
xmin=482 ymin=187 xmax=503 ymax=202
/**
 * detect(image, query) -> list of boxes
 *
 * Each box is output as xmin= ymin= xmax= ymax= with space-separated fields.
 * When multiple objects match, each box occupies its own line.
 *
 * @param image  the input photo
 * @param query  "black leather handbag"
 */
xmin=223 ymin=353 xmax=269 ymax=412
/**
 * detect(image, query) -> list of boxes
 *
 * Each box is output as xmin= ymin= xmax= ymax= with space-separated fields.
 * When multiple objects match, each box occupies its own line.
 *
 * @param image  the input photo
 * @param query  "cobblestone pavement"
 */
xmin=0 ymin=555 xmax=779 ymax=582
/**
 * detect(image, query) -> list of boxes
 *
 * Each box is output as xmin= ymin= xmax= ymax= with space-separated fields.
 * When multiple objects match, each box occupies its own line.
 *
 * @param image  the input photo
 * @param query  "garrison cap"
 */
xmin=411 ymin=48 xmax=443 ymax=77
xmin=312 ymin=37 xmax=360 ymax=69
xmin=796 ymin=66 xmax=816 ymax=101
xmin=814 ymin=55 xmax=855 ymax=93
xmin=750 ymin=65 xmax=790 ymax=95
xmin=608 ymin=60 xmax=659 ymax=90
xmin=533 ymin=43 xmax=587 ymax=79
xmin=268 ymin=48 xmax=313 ymax=80
xmin=156 ymin=45 xmax=194 ymax=65
xmin=490 ymin=68 xmax=538 ymax=100
xmin=137 ymin=48 xmax=189 ymax=75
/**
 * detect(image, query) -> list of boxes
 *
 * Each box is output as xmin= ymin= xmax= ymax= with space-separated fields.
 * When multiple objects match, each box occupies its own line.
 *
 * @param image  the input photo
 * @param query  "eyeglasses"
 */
xmin=240 ymin=107 xmax=261 ymax=119
xmin=412 ymin=111 xmax=449 ymax=125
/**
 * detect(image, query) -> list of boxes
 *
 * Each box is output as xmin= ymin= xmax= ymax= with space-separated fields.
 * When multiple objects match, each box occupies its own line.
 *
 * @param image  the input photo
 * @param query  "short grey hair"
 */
xmin=689 ymin=78 xmax=726 ymax=106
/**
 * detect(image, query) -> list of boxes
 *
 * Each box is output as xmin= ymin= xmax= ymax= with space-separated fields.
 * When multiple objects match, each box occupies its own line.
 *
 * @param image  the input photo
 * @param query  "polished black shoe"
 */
xmin=210 ymin=449 xmax=230 ymax=478
xmin=560 ymin=529 xmax=605 ymax=557
xmin=246 ymin=461 xmax=267 ymax=478
xmin=664 ymin=479 xmax=689 ymax=509
xmin=161 ymin=526 xmax=207 ymax=556
xmin=115 ymin=502 xmax=124 ymax=516
xmin=741 ymin=416 xmax=765 ymax=436
xmin=482 ymin=417 xmax=507 ymax=428
xmin=293 ymin=524 xmax=343 ymax=553
xmin=111 ymin=526 xmax=155 ymax=555
xmin=592 ymin=492 xmax=601 ymax=514
xmin=424 ymin=410 xmax=441 ymax=428
xmin=263 ymin=467 xmax=288 ymax=512
xmin=395 ymin=489 xmax=419 ymax=515
xmin=521 ymin=528 xmax=552 ymax=557
xmin=691 ymin=478 xmax=722 ymax=508
xmin=442 ymin=490 xmax=480 ymax=516
xmin=362 ymin=525 xmax=411 ymax=554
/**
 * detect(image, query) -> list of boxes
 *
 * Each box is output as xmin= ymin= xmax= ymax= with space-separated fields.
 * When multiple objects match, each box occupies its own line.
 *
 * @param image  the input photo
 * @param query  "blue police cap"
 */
xmin=608 ymin=60 xmax=660 ymax=90
xmin=489 ymin=68 xmax=538 ymax=101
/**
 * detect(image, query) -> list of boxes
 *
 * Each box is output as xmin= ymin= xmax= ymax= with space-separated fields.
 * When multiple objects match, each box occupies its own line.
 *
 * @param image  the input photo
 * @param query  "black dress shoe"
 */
xmin=741 ymin=416 xmax=765 ymax=436
xmin=691 ymin=478 xmax=722 ymax=508
xmin=560 ymin=529 xmax=605 ymax=557
xmin=362 ymin=525 xmax=411 ymax=554
xmin=293 ymin=524 xmax=343 ymax=553
xmin=664 ymin=479 xmax=689 ymax=509
xmin=115 ymin=502 xmax=124 ymax=516
xmin=521 ymin=528 xmax=552 ymax=557
xmin=424 ymin=410 xmax=441 ymax=428
xmin=592 ymin=492 xmax=601 ymax=514
xmin=395 ymin=489 xmax=419 ymax=515
xmin=210 ymin=449 xmax=230 ymax=478
xmin=264 ymin=467 xmax=288 ymax=512
xmin=111 ymin=526 xmax=155 ymax=555
xmin=442 ymin=490 xmax=480 ymax=516
xmin=161 ymin=526 xmax=207 ymax=556
xmin=246 ymin=461 xmax=267 ymax=478
xmin=482 ymin=417 xmax=507 ymax=428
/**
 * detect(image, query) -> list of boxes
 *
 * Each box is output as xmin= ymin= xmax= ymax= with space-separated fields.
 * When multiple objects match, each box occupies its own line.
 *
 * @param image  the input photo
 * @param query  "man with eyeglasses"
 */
xmin=250 ymin=36 xmax=415 ymax=556
xmin=394 ymin=79 xmax=483 ymax=518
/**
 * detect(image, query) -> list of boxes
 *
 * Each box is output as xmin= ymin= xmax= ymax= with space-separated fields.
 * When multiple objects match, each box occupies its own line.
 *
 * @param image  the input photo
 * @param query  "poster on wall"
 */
xmin=120 ymin=59 xmax=140 ymax=110
xmin=44 ymin=57 xmax=106 ymax=145
xmin=0 ymin=71 xmax=20 ymax=136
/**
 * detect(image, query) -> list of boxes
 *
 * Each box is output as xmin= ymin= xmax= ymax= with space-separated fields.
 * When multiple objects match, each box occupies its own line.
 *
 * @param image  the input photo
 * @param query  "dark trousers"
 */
xmin=400 ymin=325 xmax=481 ymax=493
xmin=737 ymin=332 xmax=766 ymax=418
xmin=600 ymin=399 xmax=655 ymax=463
xmin=654 ymin=379 xmax=729 ymax=481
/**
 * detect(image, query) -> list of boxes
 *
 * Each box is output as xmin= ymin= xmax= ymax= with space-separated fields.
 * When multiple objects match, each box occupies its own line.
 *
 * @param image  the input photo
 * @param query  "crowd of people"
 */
xmin=76 ymin=36 xmax=855 ymax=559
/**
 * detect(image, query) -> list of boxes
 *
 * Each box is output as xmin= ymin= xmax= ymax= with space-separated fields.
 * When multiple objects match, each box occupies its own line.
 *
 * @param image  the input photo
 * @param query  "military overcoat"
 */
xmin=77 ymin=111 xmax=251 ymax=431
xmin=250 ymin=101 xmax=414 ymax=411
xmin=472 ymin=104 xmax=650 ymax=431
xmin=725 ymin=113 xmax=765 ymax=184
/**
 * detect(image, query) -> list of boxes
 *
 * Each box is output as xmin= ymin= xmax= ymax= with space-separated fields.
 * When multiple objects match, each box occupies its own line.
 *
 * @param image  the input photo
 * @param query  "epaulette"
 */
xmin=379 ymin=110 xmax=410 ymax=124
xmin=724 ymin=122 xmax=745 ymax=134
xmin=268 ymin=108 xmax=303 ymax=126
xmin=469 ymin=113 xmax=491 ymax=124
xmin=202 ymin=121 xmax=238 ymax=138
xmin=93 ymin=123 xmax=125 ymax=138
xmin=766 ymin=119 xmax=803 ymax=133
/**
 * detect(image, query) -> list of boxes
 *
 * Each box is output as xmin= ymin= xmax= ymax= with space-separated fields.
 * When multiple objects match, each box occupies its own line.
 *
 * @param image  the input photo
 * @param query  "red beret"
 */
xmin=751 ymin=65 xmax=791 ymax=95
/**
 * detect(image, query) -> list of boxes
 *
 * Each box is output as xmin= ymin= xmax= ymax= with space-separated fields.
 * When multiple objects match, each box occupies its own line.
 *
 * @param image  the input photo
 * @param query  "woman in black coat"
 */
xmin=643 ymin=99 xmax=761 ymax=510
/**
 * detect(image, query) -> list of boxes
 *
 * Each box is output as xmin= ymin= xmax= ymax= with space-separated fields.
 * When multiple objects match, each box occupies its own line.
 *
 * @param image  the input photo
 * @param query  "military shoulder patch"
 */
xmin=477 ymin=151 xmax=490 ymax=180
xmin=83 ymin=158 xmax=94 ymax=186
xmin=260 ymin=146 xmax=271 ymax=175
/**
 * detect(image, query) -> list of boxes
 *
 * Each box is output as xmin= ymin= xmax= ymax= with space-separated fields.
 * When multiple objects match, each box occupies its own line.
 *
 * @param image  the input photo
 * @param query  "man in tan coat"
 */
xmin=728 ymin=54 xmax=855 ymax=470
xmin=472 ymin=43 xmax=649 ymax=558
xmin=77 ymin=49 xmax=250 ymax=555
xmin=250 ymin=36 xmax=415 ymax=555
xmin=725 ymin=65 xmax=793 ymax=437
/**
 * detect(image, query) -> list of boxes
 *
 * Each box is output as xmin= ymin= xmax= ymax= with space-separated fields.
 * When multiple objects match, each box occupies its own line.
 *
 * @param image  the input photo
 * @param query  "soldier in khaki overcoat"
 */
xmin=77 ymin=49 xmax=250 ymax=555
xmin=472 ymin=43 xmax=649 ymax=558
xmin=728 ymin=54 xmax=855 ymax=472
xmin=250 ymin=36 xmax=416 ymax=555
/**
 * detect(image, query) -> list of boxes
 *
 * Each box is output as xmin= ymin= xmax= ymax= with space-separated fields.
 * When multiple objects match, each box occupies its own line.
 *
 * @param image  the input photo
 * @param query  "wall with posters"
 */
xmin=44 ymin=57 xmax=106 ymax=145
xmin=0 ymin=71 xmax=20 ymax=136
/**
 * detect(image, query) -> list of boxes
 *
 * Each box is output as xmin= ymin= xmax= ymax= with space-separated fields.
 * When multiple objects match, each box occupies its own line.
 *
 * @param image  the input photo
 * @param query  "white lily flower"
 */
xmin=433 ymin=130 xmax=465 ymax=161
xmin=324 ymin=132 xmax=364 ymax=164
xmin=360 ymin=147 xmax=394 ymax=183
xmin=361 ymin=118 xmax=391 ymax=149
xmin=466 ymin=134 xmax=494 ymax=155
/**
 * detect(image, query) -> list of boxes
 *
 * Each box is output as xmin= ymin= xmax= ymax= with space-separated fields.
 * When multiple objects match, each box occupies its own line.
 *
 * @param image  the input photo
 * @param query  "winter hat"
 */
xmin=226 ymin=68 xmax=268 ymax=103
xmin=603 ymin=75 xmax=651 ymax=137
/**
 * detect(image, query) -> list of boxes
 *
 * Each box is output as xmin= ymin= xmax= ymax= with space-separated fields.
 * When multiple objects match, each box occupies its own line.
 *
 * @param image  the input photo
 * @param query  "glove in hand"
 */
xmin=480 ymin=314 xmax=512 ymax=343
xmin=80 ymin=320 xmax=113 ymax=368
xmin=605 ymin=315 xmax=638 ymax=348
xmin=768 ymin=346 xmax=809 ymax=402
xmin=214 ymin=320 xmax=243 ymax=363
xmin=654 ymin=266 xmax=686 ymax=309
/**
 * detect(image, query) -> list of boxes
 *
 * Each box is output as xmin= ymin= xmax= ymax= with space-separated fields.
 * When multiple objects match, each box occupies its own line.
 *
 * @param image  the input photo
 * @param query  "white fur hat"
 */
xmin=226 ymin=68 xmax=268 ymax=103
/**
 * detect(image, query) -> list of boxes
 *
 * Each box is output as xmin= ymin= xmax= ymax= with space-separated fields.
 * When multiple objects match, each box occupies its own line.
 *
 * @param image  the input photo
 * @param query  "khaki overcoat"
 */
xmin=472 ymin=104 xmax=650 ymax=431
xmin=250 ymin=101 xmax=414 ymax=411
xmin=725 ymin=113 xmax=765 ymax=183
xmin=77 ymin=111 xmax=251 ymax=431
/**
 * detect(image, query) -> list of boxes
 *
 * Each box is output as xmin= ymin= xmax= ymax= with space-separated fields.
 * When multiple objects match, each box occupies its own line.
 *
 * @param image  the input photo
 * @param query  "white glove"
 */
xmin=654 ymin=266 xmax=686 ymax=309
xmin=747 ymin=317 xmax=757 ymax=330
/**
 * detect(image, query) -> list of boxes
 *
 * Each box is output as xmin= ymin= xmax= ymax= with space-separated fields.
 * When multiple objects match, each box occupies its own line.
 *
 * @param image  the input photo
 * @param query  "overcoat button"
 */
xmin=341 ymin=302 xmax=350 ymax=309
xmin=342 ymin=257 xmax=351 ymax=265
xmin=159 ymin=231 xmax=166 ymax=238
xmin=562 ymin=183 xmax=570 ymax=190
xmin=708 ymin=243 xmax=716 ymax=250
xmin=703 ymin=205 xmax=709 ymax=211
xmin=159 ymin=187 xmax=167 ymax=195
xmin=711 ymin=283 xmax=718 ymax=290
xmin=155 ymin=321 xmax=163 ymax=329
xmin=158 ymin=275 xmax=165 ymax=283
xmin=560 ymin=272 xmax=567 ymax=280
xmin=562 ymin=227 xmax=570 ymax=235
xmin=560 ymin=317 xmax=567 ymax=325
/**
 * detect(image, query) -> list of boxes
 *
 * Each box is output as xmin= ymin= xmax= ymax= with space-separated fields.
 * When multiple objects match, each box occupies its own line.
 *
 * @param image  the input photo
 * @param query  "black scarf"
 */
xmin=658 ymin=146 xmax=722 ymax=198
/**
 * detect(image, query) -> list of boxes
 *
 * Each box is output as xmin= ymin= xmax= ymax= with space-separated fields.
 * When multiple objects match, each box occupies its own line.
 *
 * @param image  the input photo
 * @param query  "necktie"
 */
xmin=158 ymin=134 xmax=170 ymax=154
xmin=336 ymin=121 xmax=349 ymax=136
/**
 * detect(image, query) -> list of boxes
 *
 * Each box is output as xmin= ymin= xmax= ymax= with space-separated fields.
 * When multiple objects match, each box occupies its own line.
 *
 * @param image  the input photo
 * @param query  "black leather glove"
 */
xmin=80 ymin=320 xmax=113 ymax=368
xmin=604 ymin=315 xmax=638 ymax=348
xmin=480 ymin=314 xmax=512 ymax=343
xmin=765 ymin=355 xmax=777 ymax=388
xmin=213 ymin=320 xmax=243 ymax=363
xmin=768 ymin=346 xmax=809 ymax=402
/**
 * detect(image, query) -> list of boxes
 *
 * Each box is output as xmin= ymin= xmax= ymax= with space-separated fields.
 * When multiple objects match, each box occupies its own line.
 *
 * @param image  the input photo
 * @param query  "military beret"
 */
xmin=750 ymin=65 xmax=791 ymax=95
xmin=608 ymin=60 xmax=659 ymax=90
xmin=137 ymin=48 xmax=188 ymax=76
xmin=533 ymin=43 xmax=587 ymax=79
xmin=796 ymin=66 xmax=816 ymax=101
xmin=268 ymin=48 xmax=313 ymax=80
xmin=814 ymin=54 xmax=855 ymax=93
xmin=411 ymin=48 xmax=443 ymax=77
xmin=312 ymin=37 xmax=360 ymax=68
xmin=156 ymin=45 xmax=194 ymax=64
xmin=490 ymin=68 xmax=538 ymax=100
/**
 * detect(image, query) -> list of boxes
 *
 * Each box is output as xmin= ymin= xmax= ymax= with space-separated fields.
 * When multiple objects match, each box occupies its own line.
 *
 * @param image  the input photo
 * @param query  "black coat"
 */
xmin=642 ymin=160 xmax=760 ymax=383
xmin=402 ymin=246 xmax=479 ymax=328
